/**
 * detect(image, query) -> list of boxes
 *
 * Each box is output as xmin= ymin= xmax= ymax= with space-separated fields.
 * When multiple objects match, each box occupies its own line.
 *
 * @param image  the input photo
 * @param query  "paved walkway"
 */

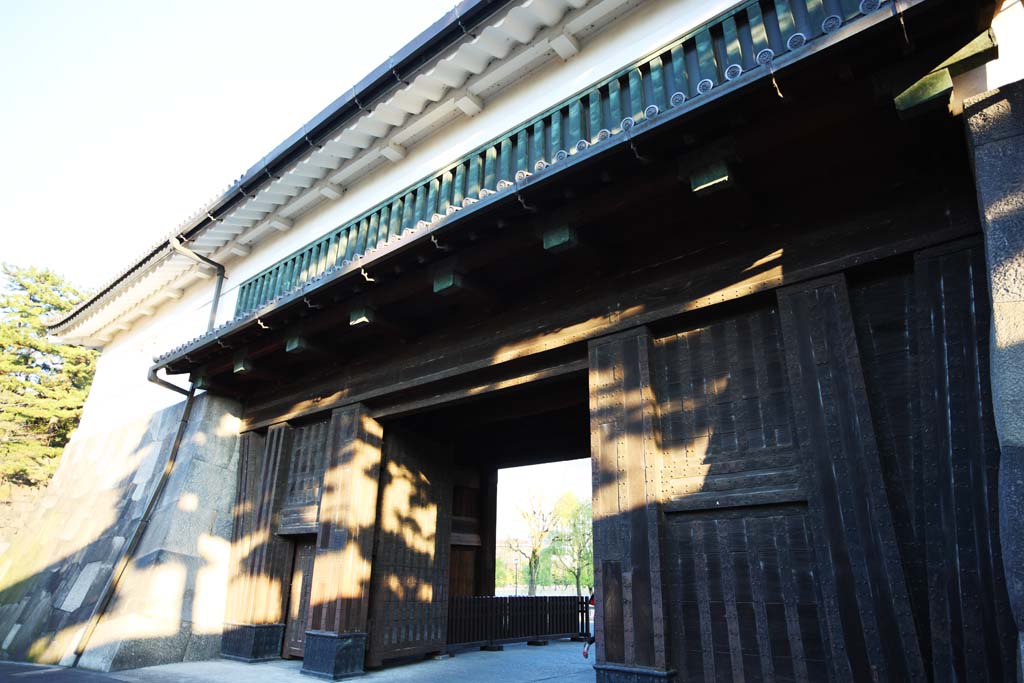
xmin=0 ymin=640 xmax=594 ymax=683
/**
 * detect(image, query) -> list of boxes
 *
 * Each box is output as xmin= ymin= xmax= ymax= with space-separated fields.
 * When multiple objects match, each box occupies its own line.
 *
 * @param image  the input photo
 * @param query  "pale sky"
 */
xmin=0 ymin=0 xmax=456 ymax=292
xmin=496 ymin=459 xmax=592 ymax=540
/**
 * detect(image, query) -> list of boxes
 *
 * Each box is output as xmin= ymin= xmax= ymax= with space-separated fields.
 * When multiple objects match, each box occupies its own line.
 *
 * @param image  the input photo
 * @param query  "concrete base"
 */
xmin=300 ymin=631 xmax=367 ymax=680
xmin=220 ymin=623 xmax=286 ymax=662
xmin=76 ymin=639 xmax=596 ymax=683
xmin=594 ymin=662 xmax=677 ymax=683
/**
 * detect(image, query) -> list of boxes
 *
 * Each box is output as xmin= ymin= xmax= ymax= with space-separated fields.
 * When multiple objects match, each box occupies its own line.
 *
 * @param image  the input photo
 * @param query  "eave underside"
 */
xmin=155 ymin=0 xmax=988 ymax=425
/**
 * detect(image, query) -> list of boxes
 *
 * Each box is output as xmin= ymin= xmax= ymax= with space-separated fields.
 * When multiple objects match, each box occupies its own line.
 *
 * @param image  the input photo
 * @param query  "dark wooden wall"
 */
xmin=221 ymin=234 xmax=1013 ymax=680
xmin=605 ymin=240 xmax=1015 ymax=682
xmin=849 ymin=241 xmax=1017 ymax=682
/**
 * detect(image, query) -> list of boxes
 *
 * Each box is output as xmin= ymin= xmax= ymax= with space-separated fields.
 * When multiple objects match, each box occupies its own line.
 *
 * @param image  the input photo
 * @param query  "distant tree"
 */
xmin=0 ymin=265 xmax=97 ymax=486
xmin=510 ymin=499 xmax=555 ymax=596
xmin=551 ymin=493 xmax=594 ymax=598
xmin=495 ymin=553 xmax=513 ymax=587
xmin=538 ymin=545 xmax=563 ymax=588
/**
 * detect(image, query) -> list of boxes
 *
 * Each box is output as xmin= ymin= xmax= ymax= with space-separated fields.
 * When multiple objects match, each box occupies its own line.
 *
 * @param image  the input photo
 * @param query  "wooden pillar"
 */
xmin=478 ymin=466 xmax=498 ymax=596
xmin=776 ymin=275 xmax=925 ymax=681
xmin=301 ymin=404 xmax=384 ymax=679
xmin=221 ymin=427 xmax=295 ymax=662
xmin=588 ymin=327 xmax=674 ymax=683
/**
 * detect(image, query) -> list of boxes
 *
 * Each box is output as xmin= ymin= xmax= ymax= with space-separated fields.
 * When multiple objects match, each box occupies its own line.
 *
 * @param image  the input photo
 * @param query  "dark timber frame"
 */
xmin=204 ymin=2 xmax=1016 ymax=680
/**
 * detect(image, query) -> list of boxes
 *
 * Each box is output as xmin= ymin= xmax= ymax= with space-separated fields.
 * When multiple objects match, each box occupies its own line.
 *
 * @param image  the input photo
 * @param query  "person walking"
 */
xmin=583 ymin=592 xmax=596 ymax=658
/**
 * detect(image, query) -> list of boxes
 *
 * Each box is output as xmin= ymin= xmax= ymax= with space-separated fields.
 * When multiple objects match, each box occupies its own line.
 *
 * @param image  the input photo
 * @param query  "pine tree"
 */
xmin=0 ymin=265 xmax=97 ymax=486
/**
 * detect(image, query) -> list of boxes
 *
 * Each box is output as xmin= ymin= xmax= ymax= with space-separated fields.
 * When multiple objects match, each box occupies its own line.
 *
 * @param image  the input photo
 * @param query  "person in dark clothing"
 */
xmin=583 ymin=592 xmax=596 ymax=658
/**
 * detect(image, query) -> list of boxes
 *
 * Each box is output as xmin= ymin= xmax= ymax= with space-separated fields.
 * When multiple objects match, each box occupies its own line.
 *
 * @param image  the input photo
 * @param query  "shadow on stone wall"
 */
xmin=0 ymin=393 xmax=241 ymax=671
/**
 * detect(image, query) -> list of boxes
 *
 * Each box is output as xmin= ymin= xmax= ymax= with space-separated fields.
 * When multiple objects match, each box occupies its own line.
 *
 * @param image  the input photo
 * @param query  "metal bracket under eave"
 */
xmin=894 ymin=29 xmax=998 ymax=119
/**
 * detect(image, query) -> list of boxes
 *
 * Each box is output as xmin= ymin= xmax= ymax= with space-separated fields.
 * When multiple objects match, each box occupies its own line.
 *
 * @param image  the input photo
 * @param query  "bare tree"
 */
xmin=551 ymin=493 xmax=593 ymax=598
xmin=510 ymin=500 xmax=555 ymax=595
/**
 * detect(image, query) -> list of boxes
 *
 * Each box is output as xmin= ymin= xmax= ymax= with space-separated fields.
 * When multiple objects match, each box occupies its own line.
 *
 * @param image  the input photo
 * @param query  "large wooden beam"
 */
xmin=241 ymin=193 xmax=977 ymax=431
xmin=589 ymin=327 xmax=673 ymax=682
xmin=302 ymin=404 xmax=384 ymax=679
xmin=894 ymin=29 xmax=998 ymax=119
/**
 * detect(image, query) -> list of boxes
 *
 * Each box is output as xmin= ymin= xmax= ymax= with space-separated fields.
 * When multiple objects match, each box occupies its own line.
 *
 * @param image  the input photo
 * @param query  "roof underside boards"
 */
xmin=154 ymin=0 xmax=966 ymax=374
xmin=48 ymin=0 xmax=653 ymax=346
xmin=228 ymin=0 xmax=900 ymax=323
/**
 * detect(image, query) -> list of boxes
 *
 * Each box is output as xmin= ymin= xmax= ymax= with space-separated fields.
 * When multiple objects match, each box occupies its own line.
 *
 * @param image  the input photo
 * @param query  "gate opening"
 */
xmin=368 ymin=370 xmax=593 ymax=663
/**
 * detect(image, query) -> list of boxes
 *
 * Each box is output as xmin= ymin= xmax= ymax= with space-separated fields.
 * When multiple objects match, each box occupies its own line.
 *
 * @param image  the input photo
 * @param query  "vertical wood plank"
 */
xmin=221 ymin=427 xmax=296 ymax=662
xmin=848 ymin=272 xmax=932 ymax=667
xmin=589 ymin=327 xmax=670 ymax=673
xmin=366 ymin=428 xmax=453 ymax=666
xmin=308 ymin=404 xmax=383 ymax=635
xmin=777 ymin=275 xmax=925 ymax=682
xmin=225 ymin=431 xmax=265 ymax=626
xmin=915 ymin=241 xmax=1016 ymax=682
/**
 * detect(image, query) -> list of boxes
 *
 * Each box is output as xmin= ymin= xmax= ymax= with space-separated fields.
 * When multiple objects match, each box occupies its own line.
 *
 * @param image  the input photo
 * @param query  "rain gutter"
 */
xmin=49 ymin=0 xmax=514 ymax=335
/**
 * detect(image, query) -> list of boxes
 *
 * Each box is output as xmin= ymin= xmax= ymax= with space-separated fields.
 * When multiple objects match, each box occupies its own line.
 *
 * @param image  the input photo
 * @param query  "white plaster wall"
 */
xmin=953 ymin=0 xmax=1024 ymax=109
xmin=72 ymin=0 xmax=737 ymax=435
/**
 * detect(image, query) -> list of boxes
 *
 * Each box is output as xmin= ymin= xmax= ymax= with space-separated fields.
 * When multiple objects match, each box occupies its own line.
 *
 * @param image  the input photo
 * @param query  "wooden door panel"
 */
xmin=449 ymin=546 xmax=477 ymax=599
xmin=283 ymin=539 xmax=316 ymax=658
xmin=652 ymin=305 xmax=826 ymax=681
xmin=664 ymin=507 xmax=829 ymax=682
xmin=777 ymin=275 xmax=925 ymax=681
xmin=652 ymin=304 xmax=802 ymax=512
xmin=366 ymin=429 xmax=452 ymax=666
xmin=278 ymin=421 xmax=330 ymax=535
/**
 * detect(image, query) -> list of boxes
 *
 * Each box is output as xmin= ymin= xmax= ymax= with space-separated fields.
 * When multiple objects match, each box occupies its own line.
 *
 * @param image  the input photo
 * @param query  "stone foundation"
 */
xmin=965 ymin=78 xmax=1024 ymax=683
xmin=0 ymin=394 xmax=241 ymax=672
xmin=0 ymin=484 xmax=46 ymax=553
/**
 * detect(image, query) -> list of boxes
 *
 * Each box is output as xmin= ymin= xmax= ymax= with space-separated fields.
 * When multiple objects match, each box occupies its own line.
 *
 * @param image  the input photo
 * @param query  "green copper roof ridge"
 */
xmin=233 ymin=0 xmax=888 ymax=317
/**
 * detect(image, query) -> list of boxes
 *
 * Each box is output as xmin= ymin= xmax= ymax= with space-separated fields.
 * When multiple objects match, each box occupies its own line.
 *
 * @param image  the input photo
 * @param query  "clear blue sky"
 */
xmin=0 ymin=0 xmax=454 ymax=291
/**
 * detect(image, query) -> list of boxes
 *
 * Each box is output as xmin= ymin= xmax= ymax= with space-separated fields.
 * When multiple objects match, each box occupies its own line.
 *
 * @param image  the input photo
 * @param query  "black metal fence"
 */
xmin=447 ymin=596 xmax=589 ymax=648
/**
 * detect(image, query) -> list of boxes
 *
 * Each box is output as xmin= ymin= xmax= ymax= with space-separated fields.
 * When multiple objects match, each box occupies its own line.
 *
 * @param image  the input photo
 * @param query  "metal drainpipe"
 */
xmin=72 ymin=240 xmax=225 ymax=667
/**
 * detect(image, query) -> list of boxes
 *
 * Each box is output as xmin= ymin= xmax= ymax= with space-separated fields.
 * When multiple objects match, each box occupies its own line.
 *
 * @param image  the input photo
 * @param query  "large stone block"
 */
xmin=0 ymin=392 xmax=241 ymax=672
xmin=105 ymin=615 xmax=193 ymax=671
xmin=220 ymin=623 xmax=285 ymax=662
xmin=965 ymin=83 xmax=1024 ymax=148
xmin=594 ymin=662 xmax=678 ymax=683
xmin=301 ymin=631 xmax=368 ymax=680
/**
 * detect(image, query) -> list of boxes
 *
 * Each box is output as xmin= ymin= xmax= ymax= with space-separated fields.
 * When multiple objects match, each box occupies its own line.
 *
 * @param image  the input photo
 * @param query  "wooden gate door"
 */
xmin=592 ymin=279 xmax=928 ymax=681
xmin=283 ymin=538 xmax=316 ymax=658
xmin=366 ymin=428 xmax=452 ymax=667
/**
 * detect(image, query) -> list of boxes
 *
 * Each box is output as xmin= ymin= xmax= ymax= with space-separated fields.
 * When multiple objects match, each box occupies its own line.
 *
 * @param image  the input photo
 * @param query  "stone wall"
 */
xmin=0 ymin=484 xmax=47 ymax=554
xmin=0 ymin=393 xmax=241 ymax=671
xmin=965 ymin=78 xmax=1024 ymax=683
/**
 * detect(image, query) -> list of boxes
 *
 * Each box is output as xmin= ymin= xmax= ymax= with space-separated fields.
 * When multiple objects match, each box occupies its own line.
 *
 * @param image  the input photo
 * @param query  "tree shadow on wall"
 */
xmin=0 ymin=397 xmax=236 ymax=672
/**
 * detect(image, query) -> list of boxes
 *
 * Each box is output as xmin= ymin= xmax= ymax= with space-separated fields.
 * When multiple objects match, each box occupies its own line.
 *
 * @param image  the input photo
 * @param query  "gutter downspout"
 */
xmin=72 ymin=241 xmax=225 ymax=667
